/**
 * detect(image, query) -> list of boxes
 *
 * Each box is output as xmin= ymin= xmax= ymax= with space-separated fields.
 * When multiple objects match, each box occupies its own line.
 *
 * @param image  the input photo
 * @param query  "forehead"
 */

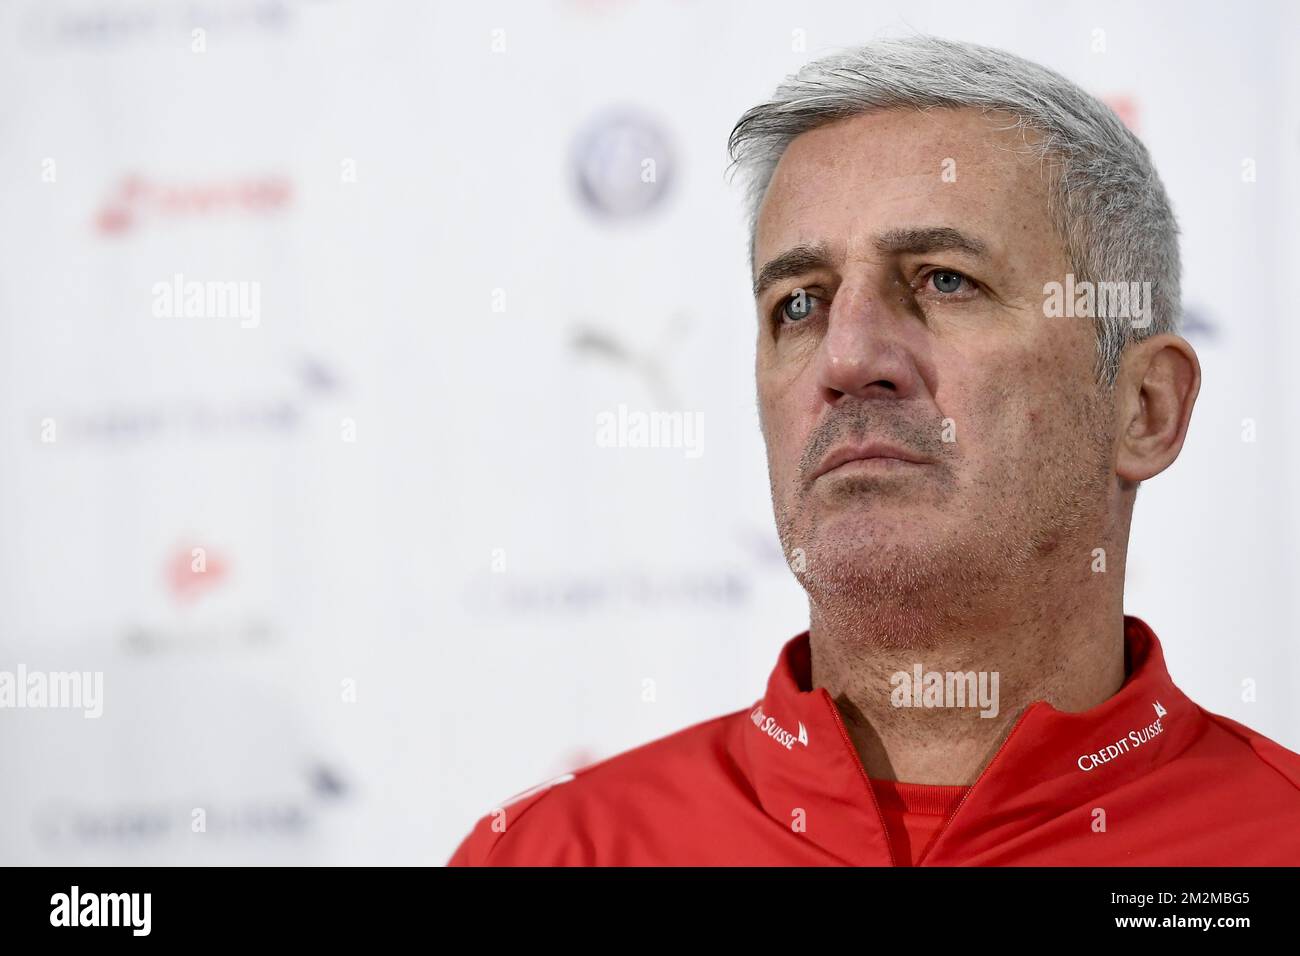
xmin=753 ymin=107 xmax=1056 ymax=272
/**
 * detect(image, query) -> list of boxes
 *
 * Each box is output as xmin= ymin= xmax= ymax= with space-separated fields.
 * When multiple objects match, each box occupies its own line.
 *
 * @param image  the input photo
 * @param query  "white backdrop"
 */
xmin=0 ymin=0 xmax=1297 ymax=865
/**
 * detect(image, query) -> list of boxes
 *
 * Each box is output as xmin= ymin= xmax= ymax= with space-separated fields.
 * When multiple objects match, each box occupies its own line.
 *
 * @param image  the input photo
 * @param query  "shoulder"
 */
xmin=1201 ymin=709 xmax=1300 ymax=791
xmin=446 ymin=707 xmax=744 ymax=866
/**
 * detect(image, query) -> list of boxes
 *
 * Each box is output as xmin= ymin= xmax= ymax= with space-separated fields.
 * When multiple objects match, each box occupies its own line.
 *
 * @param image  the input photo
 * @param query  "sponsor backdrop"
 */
xmin=0 ymin=0 xmax=1296 ymax=865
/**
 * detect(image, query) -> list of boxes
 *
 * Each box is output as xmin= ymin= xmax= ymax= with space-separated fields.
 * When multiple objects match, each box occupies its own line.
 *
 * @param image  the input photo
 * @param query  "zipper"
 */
xmin=817 ymin=688 xmax=899 ymax=867
xmin=920 ymin=701 xmax=1047 ymax=864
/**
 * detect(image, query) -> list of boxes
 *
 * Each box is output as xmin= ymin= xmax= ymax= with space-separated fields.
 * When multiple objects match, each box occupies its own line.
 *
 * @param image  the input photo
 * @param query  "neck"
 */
xmin=807 ymin=556 xmax=1127 ymax=786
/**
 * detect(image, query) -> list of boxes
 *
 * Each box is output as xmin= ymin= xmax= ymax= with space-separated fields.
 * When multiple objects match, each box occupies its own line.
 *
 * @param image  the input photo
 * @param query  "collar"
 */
xmin=737 ymin=615 xmax=1208 ymax=865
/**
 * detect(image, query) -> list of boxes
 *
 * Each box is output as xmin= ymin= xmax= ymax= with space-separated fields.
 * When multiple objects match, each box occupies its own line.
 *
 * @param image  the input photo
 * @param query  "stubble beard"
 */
xmin=772 ymin=411 xmax=1115 ymax=651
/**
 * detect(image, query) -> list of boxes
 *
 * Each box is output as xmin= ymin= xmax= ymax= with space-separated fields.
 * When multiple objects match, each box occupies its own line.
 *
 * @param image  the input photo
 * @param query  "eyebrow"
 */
xmin=752 ymin=227 xmax=992 ymax=299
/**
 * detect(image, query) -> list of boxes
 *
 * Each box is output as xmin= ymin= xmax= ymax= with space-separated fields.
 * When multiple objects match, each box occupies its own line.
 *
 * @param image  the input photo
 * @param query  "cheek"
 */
xmin=760 ymin=404 xmax=804 ymax=481
xmin=757 ymin=363 xmax=811 ymax=467
xmin=944 ymin=358 xmax=1055 ymax=474
xmin=953 ymin=349 xmax=1094 ymax=490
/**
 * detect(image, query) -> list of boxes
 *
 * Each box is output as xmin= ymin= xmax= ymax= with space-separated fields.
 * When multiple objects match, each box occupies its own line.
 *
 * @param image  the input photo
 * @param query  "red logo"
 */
xmin=96 ymin=173 xmax=292 ymax=236
xmin=165 ymin=544 xmax=229 ymax=603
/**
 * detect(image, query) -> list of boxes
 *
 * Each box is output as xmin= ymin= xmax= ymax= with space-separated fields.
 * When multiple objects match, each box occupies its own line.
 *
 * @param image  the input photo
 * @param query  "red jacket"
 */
xmin=448 ymin=616 xmax=1300 ymax=865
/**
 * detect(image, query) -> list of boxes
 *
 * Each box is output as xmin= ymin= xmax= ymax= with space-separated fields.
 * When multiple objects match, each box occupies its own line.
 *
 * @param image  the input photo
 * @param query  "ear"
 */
xmin=1114 ymin=334 xmax=1201 ymax=483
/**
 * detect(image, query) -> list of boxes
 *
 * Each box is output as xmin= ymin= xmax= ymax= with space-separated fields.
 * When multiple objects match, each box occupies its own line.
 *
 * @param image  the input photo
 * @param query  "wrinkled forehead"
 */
xmin=753 ymin=108 xmax=1057 ymax=274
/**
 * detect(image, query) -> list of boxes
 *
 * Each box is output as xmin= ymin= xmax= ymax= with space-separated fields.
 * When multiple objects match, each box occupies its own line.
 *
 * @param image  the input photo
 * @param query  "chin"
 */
xmin=798 ymin=534 xmax=935 ymax=591
xmin=807 ymin=505 xmax=932 ymax=548
xmin=790 ymin=508 xmax=968 ymax=591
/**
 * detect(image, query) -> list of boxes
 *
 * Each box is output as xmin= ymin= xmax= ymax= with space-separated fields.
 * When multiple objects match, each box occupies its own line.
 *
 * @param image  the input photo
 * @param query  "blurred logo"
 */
xmin=571 ymin=314 xmax=690 ymax=407
xmin=1101 ymin=94 xmax=1140 ymax=133
xmin=22 ymin=0 xmax=293 ymax=51
xmin=165 ymin=544 xmax=230 ymax=603
xmin=33 ymin=763 xmax=347 ymax=850
xmin=31 ymin=355 xmax=342 ymax=447
xmin=121 ymin=617 xmax=275 ymax=656
xmin=95 ymin=173 xmax=292 ymax=237
xmin=1179 ymin=305 xmax=1219 ymax=342
xmin=571 ymin=108 xmax=674 ymax=220
xmin=465 ymin=566 xmax=749 ymax=617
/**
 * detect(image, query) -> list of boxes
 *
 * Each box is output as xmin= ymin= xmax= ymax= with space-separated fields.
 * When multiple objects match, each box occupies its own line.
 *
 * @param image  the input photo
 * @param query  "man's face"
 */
xmin=753 ymin=108 xmax=1116 ymax=634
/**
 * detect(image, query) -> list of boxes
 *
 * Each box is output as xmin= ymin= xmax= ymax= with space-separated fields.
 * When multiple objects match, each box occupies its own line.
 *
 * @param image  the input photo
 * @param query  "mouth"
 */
xmin=810 ymin=442 xmax=930 ymax=482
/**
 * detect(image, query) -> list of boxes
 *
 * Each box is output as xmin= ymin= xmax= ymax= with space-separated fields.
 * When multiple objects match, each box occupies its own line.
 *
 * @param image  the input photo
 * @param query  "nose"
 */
xmin=815 ymin=281 xmax=924 ymax=404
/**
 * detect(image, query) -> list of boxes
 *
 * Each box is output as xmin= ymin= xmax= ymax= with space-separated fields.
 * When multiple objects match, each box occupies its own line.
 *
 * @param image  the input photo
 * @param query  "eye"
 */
xmin=773 ymin=288 xmax=821 ymax=326
xmin=927 ymin=269 xmax=971 ymax=295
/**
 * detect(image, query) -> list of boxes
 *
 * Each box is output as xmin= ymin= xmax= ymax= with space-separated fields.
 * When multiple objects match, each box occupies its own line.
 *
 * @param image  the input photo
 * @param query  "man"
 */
xmin=448 ymin=36 xmax=1300 ymax=866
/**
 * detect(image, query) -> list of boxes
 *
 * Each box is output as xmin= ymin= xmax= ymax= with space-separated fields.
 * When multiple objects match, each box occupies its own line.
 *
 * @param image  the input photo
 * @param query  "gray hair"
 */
xmin=727 ymin=35 xmax=1180 ymax=386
